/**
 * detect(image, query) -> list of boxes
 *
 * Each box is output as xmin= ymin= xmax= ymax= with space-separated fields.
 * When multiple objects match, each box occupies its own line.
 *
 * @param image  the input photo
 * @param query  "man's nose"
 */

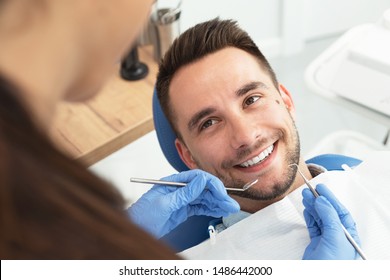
xmin=228 ymin=115 xmax=259 ymax=150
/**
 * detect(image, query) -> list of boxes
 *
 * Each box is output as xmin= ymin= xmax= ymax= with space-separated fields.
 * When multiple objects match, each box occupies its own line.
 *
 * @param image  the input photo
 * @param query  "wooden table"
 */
xmin=50 ymin=46 xmax=158 ymax=166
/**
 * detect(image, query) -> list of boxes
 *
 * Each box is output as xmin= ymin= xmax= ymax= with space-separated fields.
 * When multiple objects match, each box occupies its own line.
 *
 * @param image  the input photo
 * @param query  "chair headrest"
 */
xmin=152 ymin=89 xmax=189 ymax=172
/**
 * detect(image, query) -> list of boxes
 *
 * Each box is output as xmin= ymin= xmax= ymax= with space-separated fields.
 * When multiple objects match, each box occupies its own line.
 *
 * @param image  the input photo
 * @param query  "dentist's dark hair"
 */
xmin=156 ymin=18 xmax=279 ymax=138
xmin=0 ymin=75 xmax=178 ymax=260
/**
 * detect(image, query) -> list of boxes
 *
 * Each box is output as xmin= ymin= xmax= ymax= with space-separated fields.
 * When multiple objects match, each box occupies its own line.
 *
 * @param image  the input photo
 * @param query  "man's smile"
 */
xmin=238 ymin=144 xmax=274 ymax=168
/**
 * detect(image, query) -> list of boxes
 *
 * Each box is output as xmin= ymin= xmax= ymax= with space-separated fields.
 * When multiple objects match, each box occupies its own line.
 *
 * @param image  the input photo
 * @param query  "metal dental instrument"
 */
xmin=130 ymin=177 xmax=258 ymax=192
xmin=290 ymin=163 xmax=367 ymax=260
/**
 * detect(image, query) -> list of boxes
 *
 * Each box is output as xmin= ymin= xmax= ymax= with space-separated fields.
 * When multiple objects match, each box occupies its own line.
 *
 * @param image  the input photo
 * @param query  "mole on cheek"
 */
xmin=275 ymin=100 xmax=280 ymax=105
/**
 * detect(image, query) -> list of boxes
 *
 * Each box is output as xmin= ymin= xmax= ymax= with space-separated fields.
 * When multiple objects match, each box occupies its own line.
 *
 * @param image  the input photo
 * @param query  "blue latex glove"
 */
xmin=302 ymin=183 xmax=361 ymax=260
xmin=127 ymin=169 xmax=240 ymax=239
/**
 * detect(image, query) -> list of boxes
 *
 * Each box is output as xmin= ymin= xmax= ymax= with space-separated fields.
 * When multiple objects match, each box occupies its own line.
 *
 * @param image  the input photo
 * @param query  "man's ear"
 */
xmin=279 ymin=84 xmax=296 ymax=118
xmin=175 ymin=138 xmax=198 ymax=169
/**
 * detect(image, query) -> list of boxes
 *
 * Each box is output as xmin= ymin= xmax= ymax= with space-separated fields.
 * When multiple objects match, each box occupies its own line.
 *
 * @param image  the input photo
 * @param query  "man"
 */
xmin=129 ymin=18 xmax=361 ymax=259
xmin=156 ymin=18 xmax=320 ymax=217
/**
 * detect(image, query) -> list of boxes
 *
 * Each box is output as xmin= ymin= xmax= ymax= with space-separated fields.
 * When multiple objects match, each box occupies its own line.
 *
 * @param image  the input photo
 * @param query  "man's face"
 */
xmin=170 ymin=47 xmax=299 ymax=202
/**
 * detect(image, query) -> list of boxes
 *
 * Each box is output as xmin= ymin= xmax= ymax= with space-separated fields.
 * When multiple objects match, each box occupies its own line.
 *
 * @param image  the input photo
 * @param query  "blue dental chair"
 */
xmin=152 ymin=89 xmax=362 ymax=252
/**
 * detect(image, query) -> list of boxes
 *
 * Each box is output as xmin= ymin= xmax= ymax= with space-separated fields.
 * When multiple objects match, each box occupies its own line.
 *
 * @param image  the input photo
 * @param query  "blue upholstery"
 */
xmin=160 ymin=216 xmax=221 ymax=252
xmin=152 ymin=88 xmax=362 ymax=252
xmin=152 ymin=89 xmax=189 ymax=172
xmin=305 ymin=154 xmax=362 ymax=170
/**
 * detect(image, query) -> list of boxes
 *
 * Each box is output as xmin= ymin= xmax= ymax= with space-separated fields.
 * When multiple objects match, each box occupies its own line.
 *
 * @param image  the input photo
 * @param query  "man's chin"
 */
xmin=234 ymin=182 xmax=291 ymax=201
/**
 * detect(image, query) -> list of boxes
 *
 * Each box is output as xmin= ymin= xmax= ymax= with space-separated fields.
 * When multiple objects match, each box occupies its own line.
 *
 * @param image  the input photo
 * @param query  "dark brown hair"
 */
xmin=0 ymin=75 xmax=178 ymax=259
xmin=156 ymin=18 xmax=278 ymax=139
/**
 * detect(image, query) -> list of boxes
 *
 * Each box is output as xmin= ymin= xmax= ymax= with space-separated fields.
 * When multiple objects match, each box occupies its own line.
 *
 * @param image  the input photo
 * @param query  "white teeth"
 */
xmin=239 ymin=144 xmax=274 ymax=168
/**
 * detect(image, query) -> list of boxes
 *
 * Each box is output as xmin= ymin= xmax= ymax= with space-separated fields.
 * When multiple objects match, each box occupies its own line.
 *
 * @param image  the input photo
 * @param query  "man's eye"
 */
xmin=200 ymin=119 xmax=217 ymax=130
xmin=244 ymin=96 xmax=261 ymax=107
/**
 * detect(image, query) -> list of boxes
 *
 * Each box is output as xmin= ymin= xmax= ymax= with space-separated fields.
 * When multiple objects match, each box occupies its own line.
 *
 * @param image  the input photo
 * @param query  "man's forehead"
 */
xmin=174 ymin=48 xmax=272 ymax=85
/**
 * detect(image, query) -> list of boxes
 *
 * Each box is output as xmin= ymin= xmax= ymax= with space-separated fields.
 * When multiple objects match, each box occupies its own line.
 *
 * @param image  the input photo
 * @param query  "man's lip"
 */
xmin=232 ymin=141 xmax=278 ymax=173
xmin=236 ymin=141 xmax=276 ymax=167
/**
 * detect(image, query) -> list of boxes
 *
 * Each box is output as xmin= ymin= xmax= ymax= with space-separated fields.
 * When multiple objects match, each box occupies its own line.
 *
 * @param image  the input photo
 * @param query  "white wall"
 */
xmin=156 ymin=0 xmax=390 ymax=57
xmin=179 ymin=0 xmax=280 ymax=43
xmin=303 ymin=0 xmax=390 ymax=39
xmin=157 ymin=0 xmax=281 ymax=57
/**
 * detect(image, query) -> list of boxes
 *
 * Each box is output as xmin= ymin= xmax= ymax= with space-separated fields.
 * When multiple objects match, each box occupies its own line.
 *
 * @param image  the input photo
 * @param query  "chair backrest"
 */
xmin=305 ymin=154 xmax=362 ymax=170
xmin=153 ymin=88 xmax=189 ymax=172
xmin=152 ymin=88 xmax=362 ymax=252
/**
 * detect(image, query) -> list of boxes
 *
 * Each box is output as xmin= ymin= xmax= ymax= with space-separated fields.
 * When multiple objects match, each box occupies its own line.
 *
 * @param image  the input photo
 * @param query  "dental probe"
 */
xmin=290 ymin=163 xmax=367 ymax=260
xmin=130 ymin=177 xmax=258 ymax=192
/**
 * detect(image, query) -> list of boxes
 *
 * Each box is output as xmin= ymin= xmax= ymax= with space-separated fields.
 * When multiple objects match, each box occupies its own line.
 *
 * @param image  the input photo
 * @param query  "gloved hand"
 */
xmin=302 ymin=183 xmax=361 ymax=260
xmin=127 ymin=169 xmax=240 ymax=239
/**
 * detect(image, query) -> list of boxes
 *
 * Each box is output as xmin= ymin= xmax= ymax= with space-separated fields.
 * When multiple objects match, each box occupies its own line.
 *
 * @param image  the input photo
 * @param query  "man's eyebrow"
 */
xmin=235 ymin=81 xmax=269 ymax=97
xmin=187 ymin=107 xmax=216 ymax=132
